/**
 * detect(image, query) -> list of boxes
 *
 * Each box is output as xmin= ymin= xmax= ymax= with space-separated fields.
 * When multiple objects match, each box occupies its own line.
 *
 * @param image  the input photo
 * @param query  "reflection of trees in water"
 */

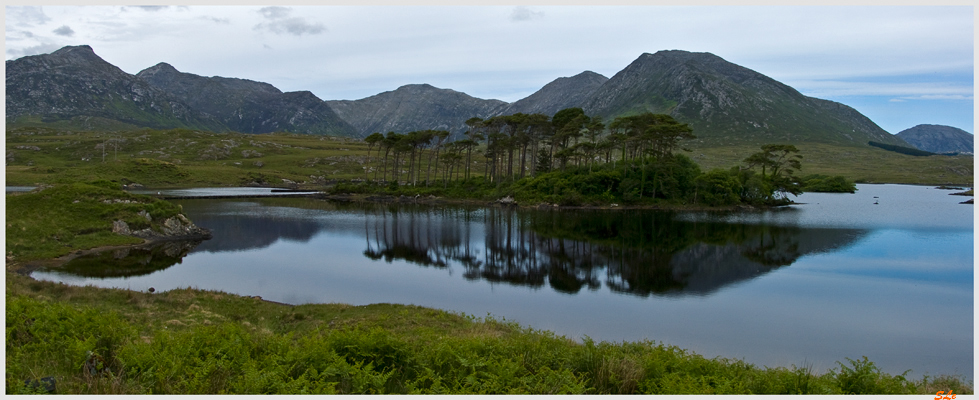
xmin=362 ymin=205 xmax=866 ymax=297
xmin=363 ymin=205 xmax=475 ymax=270
xmin=53 ymin=240 xmax=203 ymax=278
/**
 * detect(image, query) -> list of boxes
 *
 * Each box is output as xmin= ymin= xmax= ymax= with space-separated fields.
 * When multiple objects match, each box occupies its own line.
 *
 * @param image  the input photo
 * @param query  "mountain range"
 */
xmin=6 ymin=44 xmax=940 ymax=149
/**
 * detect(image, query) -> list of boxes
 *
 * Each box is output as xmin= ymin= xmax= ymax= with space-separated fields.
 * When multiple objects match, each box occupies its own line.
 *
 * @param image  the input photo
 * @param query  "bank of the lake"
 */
xmin=5 ymin=271 xmax=971 ymax=395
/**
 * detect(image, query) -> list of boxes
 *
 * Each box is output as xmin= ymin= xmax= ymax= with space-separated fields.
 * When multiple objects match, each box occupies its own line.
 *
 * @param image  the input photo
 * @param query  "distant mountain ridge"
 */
xmin=497 ymin=71 xmax=609 ymax=117
xmin=325 ymin=84 xmax=507 ymax=137
xmin=136 ymin=63 xmax=358 ymax=136
xmin=5 ymin=45 xmax=224 ymax=132
xmin=895 ymin=124 xmax=974 ymax=155
xmin=6 ymin=45 xmax=357 ymax=137
xmin=6 ymin=45 xmax=919 ymax=148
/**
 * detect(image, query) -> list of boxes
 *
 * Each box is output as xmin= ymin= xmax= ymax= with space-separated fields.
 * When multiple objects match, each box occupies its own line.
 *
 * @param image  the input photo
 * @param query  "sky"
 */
xmin=4 ymin=5 xmax=974 ymax=135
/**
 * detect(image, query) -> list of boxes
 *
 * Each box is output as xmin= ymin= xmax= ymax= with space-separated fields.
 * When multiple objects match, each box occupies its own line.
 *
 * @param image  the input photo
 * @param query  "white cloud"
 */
xmin=127 ymin=6 xmax=169 ymax=12
xmin=200 ymin=16 xmax=230 ymax=24
xmin=258 ymin=6 xmax=291 ymax=20
xmin=255 ymin=18 xmax=325 ymax=36
xmin=897 ymin=94 xmax=974 ymax=101
xmin=5 ymin=5 xmax=51 ymax=27
xmin=790 ymin=79 xmax=973 ymax=100
xmin=254 ymin=6 xmax=325 ymax=36
xmin=510 ymin=6 xmax=544 ymax=22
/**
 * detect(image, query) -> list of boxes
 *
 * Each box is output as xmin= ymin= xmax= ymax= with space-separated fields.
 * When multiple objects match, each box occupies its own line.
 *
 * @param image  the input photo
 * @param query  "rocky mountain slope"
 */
xmin=136 ymin=63 xmax=357 ymax=137
xmin=895 ymin=124 xmax=974 ymax=154
xmin=496 ymin=71 xmax=608 ymax=117
xmin=5 ymin=45 xmax=224 ymax=132
xmin=326 ymin=84 xmax=507 ymax=138
xmin=582 ymin=50 xmax=906 ymax=146
xmin=6 ymin=45 xmax=358 ymax=137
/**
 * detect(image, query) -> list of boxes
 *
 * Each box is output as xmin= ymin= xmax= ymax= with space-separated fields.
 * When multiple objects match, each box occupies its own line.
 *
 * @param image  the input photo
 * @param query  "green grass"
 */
xmin=5 ymin=127 xmax=369 ymax=187
xmin=687 ymin=142 xmax=973 ymax=185
xmin=5 ymin=182 xmax=185 ymax=261
xmin=5 ymin=272 xmax=972 ymax=394
xmin=6 ymin=127 xmax=973 ymax=189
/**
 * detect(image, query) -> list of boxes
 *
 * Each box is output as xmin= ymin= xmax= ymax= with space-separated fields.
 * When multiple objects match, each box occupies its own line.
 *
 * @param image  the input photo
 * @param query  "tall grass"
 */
xmin=5 ymin=273 xmax=972 ymax=395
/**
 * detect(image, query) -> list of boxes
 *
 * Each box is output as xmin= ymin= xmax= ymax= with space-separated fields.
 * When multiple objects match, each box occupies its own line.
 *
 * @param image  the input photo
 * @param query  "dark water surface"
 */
xmin=33 ymin=184 xmax=973 ymax=379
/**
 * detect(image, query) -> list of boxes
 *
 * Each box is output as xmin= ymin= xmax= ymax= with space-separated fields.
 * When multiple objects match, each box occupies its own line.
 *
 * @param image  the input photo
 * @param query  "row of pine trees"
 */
xmin=361 ymin=108 xmax=695 ymax=186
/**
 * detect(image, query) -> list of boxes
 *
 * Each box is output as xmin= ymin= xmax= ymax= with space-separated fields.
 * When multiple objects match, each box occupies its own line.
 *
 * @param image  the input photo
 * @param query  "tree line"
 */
xmin=361 ymin=108 xmax=695 ymax=184
xmin=356 ymin=108 xmax=850 ymax=206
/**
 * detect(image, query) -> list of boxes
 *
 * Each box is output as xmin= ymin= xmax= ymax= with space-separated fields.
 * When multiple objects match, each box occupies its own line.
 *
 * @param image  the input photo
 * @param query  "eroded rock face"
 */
xmin=112 ymin=213 xmax=211 ymax=240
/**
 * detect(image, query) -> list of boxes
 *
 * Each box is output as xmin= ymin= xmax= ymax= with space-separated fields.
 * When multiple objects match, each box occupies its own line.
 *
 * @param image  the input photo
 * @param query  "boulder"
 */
xmin=497 ymin=196 xmax=517 ymax=206
xmin=112 ymin=220 xmax=131 ymax=235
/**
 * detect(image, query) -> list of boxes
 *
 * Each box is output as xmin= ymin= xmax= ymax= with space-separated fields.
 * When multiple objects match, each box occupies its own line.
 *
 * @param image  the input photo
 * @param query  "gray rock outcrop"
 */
xmin=112 ymin=213 xmax=211 ymax=240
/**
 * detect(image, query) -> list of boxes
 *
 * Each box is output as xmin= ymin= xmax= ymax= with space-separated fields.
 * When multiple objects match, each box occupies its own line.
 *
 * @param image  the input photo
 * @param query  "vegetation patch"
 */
xmin=5 ymin=181 xmax=184 ymax=261
xmin=5 ymin=273 xmax=972 ymax=394
xmin=800 ymin=174 xmax=857 ymax=193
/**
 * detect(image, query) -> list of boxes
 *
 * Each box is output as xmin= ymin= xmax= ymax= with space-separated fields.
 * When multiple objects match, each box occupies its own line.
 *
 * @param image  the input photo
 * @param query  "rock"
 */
xmin=115 ymin=214 xmax=211 ymax=240
xmin=497 ymin=196 xmax=517 ymax=206
xmin=112 ymin=220 xmax=131 ymax=235
xmin=253 ymin=161 xmax=264 ymax=168
xmin=138 ymin=210 xmax=152 ymax=222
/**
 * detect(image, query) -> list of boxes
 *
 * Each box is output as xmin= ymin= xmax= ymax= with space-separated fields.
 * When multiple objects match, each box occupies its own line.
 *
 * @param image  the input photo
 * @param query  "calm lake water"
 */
xmin=33 ymin=184 xmax=973 ymax=379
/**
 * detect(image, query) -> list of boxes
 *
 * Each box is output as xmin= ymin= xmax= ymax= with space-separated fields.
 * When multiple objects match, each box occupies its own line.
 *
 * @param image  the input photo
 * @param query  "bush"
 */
xmin=801 ymin=174 xmax=856 ymax=193
xmin=693 ymin=169 xmax=742 ymax=206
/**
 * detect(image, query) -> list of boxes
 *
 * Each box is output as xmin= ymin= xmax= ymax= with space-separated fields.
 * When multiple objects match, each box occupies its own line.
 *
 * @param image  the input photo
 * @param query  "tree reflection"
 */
xmin=361 ymin=205 xmax=866 ymax=296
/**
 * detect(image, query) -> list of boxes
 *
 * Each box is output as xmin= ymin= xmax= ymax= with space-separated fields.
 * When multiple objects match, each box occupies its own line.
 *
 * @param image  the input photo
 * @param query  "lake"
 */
xmin=32 ymin=184 xmax=974 ymax=380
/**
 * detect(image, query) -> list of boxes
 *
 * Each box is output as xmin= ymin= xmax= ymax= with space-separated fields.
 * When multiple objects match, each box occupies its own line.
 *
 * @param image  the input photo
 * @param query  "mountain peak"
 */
xmin=896 ymin=124 xmax=974 ymax=154
xmin=45 ymin=44 xmax=109 ymax=66
xmin=145 ymin=62 xmax=180 ymax=73
xmin=499 ymin=70 xmax=608 ymax=117
xmin=51 ymin=44 xmax=95 ymax=55
xmin=137 ymin=62 xmax=181 ymax=80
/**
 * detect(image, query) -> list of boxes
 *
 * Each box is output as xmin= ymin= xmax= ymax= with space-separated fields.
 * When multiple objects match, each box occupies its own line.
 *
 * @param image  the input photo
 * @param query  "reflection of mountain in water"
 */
xmin=360 ymin=206 xmax=868 ymax=297
xmin=172 ymin=199 xmax=867 ymax=297
xmin=179 ymin=201 xmax=325 ymax=253
xmin=53 ymin=240 xmax=203 ymax=278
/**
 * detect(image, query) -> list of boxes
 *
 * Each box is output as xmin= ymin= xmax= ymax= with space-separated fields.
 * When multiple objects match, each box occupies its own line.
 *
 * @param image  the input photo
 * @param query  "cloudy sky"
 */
xmin=5 ymin=5 xmax=974 ymax=134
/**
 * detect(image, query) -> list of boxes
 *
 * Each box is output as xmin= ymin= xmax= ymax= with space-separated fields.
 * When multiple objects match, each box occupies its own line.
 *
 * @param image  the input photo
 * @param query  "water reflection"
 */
xmin=356 ymin=206 xmax=867 ymax=296
xmin=49 ymin=240 xmax=204 ymax=278
xmin=48 ymin=200 xmax=867 ymax=295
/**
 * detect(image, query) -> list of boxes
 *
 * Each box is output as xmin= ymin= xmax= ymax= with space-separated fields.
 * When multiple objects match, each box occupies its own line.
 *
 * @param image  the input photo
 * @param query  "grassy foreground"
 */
xmin=5 ymin=272 xmax=972 ymax=395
